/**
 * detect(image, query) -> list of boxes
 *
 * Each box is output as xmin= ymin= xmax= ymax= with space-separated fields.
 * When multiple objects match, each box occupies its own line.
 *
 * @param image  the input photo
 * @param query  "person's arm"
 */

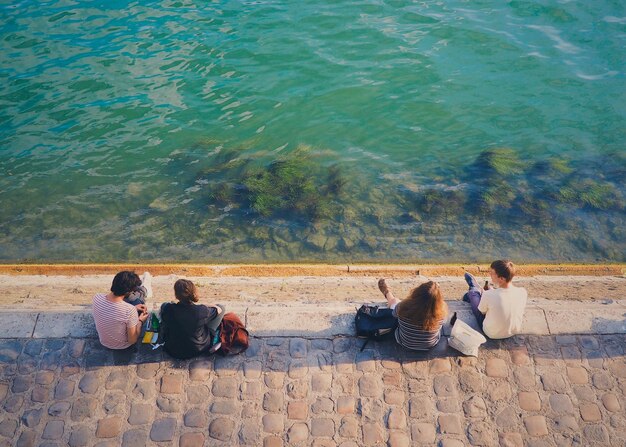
xmin=127 ymin=308 xmax=149 ymax=344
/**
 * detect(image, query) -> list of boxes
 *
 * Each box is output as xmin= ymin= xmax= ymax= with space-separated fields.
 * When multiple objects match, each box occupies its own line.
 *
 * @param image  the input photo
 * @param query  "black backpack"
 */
xmin=354 ymin=305 xmax=398 ymax=351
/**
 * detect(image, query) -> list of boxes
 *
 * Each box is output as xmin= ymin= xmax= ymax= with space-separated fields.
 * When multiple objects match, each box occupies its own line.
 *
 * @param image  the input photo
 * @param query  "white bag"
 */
xmin=448 ymin=318 xmax=486 ymax=357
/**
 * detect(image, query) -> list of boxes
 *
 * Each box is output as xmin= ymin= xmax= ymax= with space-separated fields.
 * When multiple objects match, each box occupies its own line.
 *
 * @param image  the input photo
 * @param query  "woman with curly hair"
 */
xmin=378 ymin=279 xmax=448 ymax=350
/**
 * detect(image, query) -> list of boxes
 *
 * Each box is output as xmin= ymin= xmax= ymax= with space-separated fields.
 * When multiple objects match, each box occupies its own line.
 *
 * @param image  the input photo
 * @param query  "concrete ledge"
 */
xmin=32 ymin=312 xmax=98 ymax=338
xmin=0 ymin=299 xmax=623 ymax=339
xmin=543 ymin=306 xmax=626 ymax=334
xmin=0 ymin=312 xmax=38 ymax=338
xmin=521 ymin=308 xmax=550 ymax=335
xmin=247 ymin=305 xmax=355 ymax=337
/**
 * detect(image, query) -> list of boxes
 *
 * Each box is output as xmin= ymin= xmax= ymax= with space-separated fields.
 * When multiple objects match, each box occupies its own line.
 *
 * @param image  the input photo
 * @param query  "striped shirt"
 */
xmin=393 ymin=307 xmax=443 ymax=351
xmin=92 ymin=293 xmax=138 ymax=349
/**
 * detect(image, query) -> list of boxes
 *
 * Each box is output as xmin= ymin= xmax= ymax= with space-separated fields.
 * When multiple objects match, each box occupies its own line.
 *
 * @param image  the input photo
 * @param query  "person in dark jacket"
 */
xmin=160 ymin=279 xmax=224 ymax=359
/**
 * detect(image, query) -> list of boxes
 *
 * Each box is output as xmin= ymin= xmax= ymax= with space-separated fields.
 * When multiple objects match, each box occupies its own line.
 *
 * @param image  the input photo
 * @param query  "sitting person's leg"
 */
xmin=207 ymin=304 xmax=226 ymax=353
xmin=464 ymin=272 xmax=484 ymax=328
xmin=378 ymin=279 xmax=400 ymax=309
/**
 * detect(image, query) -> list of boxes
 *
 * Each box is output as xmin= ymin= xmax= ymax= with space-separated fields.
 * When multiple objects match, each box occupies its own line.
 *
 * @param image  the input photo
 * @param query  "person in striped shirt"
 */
xmin=92 ymin=271 xmax=151 ymax=349
xmin=378 ymin=279 xmax=448 ymax=351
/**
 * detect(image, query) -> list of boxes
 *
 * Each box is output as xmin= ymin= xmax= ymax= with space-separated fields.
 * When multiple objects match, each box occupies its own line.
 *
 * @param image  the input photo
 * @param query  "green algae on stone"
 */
xmin=326 ymin=165 xmax=347 ymax=195
xmin=414 ymin=188 xmax=467 ymax=218
xmin=530 ymin=158 xmax=574 ymax=177
xmin=477 ymin=180 xmax=519 ymax=213
xmin=517 ymin=194 xmax=552 ymax=222
xmin=206 ymin=146 xmax=345 ymax=221
xmin=474 ymin=148 xmax=526 ymax=176
xmin=559 ymin=179 xmax=624 ymax=211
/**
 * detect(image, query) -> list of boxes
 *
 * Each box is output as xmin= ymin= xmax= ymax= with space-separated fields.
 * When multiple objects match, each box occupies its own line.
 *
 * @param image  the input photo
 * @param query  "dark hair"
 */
xmin=490 ymin=260 xmax=515 ymax=282
xmin=174 ymin=279 xmax=198 ymax=304
xmin=110 ymin=271 xmax=141 ymax=297
xmin=396 ymin=281 xmax=448 ymax=331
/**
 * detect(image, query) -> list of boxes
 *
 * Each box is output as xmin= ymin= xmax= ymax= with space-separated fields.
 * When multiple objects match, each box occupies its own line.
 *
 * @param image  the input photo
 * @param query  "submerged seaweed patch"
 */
xmin=204 ymin=146 xmax=345 ymax=221
xmin=474 ymin=147 xmax=527 ymax=176
xmin=407 ymin=148 xmax=625 ymax=225
xmin=130 ymin=142 xmax=625 ymax=263
xmin=413 ymin=187 xmax=467 ymax=219
xmin=559 ymin=179 xmax=623 ymax=211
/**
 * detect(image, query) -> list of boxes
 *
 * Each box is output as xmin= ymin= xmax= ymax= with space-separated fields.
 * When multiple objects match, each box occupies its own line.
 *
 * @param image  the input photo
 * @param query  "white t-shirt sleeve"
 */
xmin=478 ymin=292 xmax=489 ymax=314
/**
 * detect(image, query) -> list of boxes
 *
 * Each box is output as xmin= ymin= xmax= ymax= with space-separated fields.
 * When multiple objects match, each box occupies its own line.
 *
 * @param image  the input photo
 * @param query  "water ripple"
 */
xmin=0 ymin=0 xmax=624 ymax=262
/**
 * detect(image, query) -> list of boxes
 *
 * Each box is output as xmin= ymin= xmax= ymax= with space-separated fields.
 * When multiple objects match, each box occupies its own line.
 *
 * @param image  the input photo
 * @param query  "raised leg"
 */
xmin=378 ymin=278 xmax=400 ymax=309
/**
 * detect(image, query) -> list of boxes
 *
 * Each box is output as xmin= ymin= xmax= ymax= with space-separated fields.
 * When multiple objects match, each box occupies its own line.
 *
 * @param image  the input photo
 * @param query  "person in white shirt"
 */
xmin=463 ymin=260 xmax=527 ymax=339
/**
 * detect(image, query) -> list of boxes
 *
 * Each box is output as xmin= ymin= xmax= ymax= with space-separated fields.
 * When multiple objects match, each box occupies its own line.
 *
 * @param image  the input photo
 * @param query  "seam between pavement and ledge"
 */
xmin=30 ymin=312 xmax=40 ymax=338
xmin=539 ymin=307 xmax=551 ymax=336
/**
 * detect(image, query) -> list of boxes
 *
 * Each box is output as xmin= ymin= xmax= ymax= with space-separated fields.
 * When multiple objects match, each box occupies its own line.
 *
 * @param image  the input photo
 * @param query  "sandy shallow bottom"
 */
xmin=0 ymin=272 xmax=624 ymax=310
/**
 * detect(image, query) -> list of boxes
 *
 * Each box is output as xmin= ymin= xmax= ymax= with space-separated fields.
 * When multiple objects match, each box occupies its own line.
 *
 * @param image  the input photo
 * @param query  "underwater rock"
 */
xmin=530 ymin=158 xmax=573 ymax=177
xmin=270 ymin=227 xmax=292 ymax=246
xmin=415 ymin=188 xmax=467 ymax=217
xmin=214 ymin=227 xmax=232 ymax=239
xmin=341 ymin=237 xmax=355 ymax=249
xmin=398 ymin=213 xmax=416 ymax=224
xmin=342 ymin=208 xmax=358 ymax=222
xmin=478 ymin=182 xmax=516 ymax=211
xmin=204 ymin=146 xmax=343 ymax=221
xmin=243 ymin=149 xmax=321 ymax=218
xmin=208 ymin=182 xmax=238 ymax=205
xmin=149 ymin=197 xmax=170 ymax=211
xmin=368 ymin=207 xmax=387 ymax=225
xmin=127 ymin=182 xmax=143 ymax=197
xmin=474 ymin=148 xmax=526 ymax=177
xmin=517 ymin=195 xmax=551 ymax=223
xmin=325 ymin=236 xmax=339 ymax=251
xmin=362 ymin=236 xmax=378 ymax=249
xmin=306 ymin=232 xmax=327 ymax=250
xmin=326 ymin=165 xmax=346 ymax=195
xmin=248 ymin=226 xmax=271 ymax=243
xmin=232 ymin=242 xmax=247 ymax=253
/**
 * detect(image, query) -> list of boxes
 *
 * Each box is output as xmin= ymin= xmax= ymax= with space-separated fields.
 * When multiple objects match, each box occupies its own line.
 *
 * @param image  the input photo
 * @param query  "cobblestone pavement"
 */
xmin=0 ymin=334 xmax=625 ymax=447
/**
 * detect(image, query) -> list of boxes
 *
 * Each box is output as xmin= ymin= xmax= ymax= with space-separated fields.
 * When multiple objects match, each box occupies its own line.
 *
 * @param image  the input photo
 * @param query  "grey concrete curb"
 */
xmin=0 ymin=299 xmax=624 ymax=339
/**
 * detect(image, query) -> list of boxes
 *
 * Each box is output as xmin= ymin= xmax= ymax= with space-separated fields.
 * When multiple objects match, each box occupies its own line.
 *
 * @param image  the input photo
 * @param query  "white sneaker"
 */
xmin=142 ymin=271 xmax=153 ymax=299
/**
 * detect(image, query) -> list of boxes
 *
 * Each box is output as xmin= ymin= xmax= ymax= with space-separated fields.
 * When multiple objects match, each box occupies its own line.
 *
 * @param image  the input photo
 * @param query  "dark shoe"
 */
xmin=464 ymin=272 xmax=481 ymax=290
xmin=462 ymin=292 xmax=470 ymax=303
xmin=378 ymin=278 xmax=390 ymax=297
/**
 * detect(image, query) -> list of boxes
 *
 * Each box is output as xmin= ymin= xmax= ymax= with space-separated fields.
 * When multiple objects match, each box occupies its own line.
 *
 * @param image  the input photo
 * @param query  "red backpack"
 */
xmin=218 ymin=312 xmax=249 ymax=355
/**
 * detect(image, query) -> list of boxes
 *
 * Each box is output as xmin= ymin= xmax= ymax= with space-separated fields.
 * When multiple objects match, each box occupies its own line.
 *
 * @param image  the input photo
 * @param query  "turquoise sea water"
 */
xmin=0 ymin=0 xmax=624 ymax=262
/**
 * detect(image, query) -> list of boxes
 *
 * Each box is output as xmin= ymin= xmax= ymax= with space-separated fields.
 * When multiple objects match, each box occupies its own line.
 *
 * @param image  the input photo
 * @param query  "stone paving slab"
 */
xmin=0 ymin=333 xmax=624 ymax=447
xmin=542 ymin=305 xmax=626 ymax=335
xmin=521 ymin=308 xmax=551 ymax=335
xmin=0 ymin=313 xmax=37 ymax=339
xmin=247 ymin=305 xmax=355 ymax=338
xmin=32 ymin=312 xmax=97 ymax=339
